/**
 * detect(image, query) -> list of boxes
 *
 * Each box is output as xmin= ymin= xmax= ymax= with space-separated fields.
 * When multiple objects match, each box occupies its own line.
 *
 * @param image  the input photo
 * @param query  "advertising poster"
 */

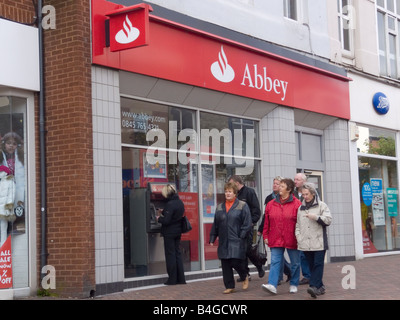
xmin=371 ymin=178 xmax=385 ymax=226
xmin=387 ymin=188 xmax=398 ymax=217
xmin=0 ymin=236 xmax=12 ymax=289
xmin=201 ymin=164 xmax=216 ymax=220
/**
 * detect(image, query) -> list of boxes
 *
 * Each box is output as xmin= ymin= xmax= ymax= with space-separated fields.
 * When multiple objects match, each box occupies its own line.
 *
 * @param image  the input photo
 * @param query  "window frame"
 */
xmin=377 ymin=0 xmax=400 ymax=79
xmin=337 ymin=0 xmax=355 ymax=57
xmin=284 ymin=0 xmax=299 ymax=21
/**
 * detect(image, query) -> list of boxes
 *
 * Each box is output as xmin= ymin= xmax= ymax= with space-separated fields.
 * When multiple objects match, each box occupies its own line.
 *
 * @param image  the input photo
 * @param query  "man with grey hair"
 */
xmin=294 ymin=173 xmax=307 ymax=200
xmin=293 ymin=172 xmax=311 ymax=285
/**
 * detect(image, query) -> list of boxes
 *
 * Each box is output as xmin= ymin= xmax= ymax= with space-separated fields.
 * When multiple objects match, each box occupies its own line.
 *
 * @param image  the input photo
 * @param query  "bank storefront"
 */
xmin=92 ymin=0 xmax=352 ymax=295
xmin=349 ymin=72 xmax=400 ymax=258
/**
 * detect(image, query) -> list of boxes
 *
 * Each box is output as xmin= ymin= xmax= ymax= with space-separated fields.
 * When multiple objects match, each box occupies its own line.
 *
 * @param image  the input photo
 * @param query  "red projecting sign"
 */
xmin=106 ymin=3 xmax=152 ymax=52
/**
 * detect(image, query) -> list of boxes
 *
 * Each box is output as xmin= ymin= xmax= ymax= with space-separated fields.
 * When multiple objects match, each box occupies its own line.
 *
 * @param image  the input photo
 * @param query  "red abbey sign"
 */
xmin=92 ymin=0 xmax=351 ymax=119
xmin=106 ymin=3 xmax=152 ymax=52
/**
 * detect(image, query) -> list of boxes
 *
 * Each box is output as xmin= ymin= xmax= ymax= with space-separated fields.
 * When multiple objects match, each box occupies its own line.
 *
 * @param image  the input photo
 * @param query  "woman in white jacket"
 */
xmin=0 ymin=132 xmax=24 ymax=233
xmin=295 ymin=182 xmax=332 ymax=298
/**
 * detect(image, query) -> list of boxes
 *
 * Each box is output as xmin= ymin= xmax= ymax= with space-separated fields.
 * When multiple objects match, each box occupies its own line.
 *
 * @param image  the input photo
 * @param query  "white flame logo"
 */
xmin=115 ymin=15 xmax=140 ymax=44
xmin=211 ymin=46 xmax=235 ymax=83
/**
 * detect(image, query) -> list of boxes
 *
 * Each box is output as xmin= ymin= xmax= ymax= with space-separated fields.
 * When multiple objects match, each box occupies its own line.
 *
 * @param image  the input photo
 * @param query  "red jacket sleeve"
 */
xmin=262 ymin=202 xmax=270 ymax=240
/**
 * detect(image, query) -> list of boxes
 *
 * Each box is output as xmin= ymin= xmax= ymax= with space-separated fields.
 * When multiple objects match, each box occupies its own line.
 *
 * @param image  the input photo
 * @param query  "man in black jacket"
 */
xmin=229 ymin=175 xmax=264 ymax=280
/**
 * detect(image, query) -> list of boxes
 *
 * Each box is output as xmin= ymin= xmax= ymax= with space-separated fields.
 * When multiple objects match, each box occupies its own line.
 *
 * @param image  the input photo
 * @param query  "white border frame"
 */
xmin=0 ymin=88 xmax=37 ymax=298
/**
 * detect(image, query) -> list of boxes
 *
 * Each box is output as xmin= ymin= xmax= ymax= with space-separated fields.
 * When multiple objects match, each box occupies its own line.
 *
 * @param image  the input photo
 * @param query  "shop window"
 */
xmin=0 ymin=96 xmax=28 ymax=289
xmin=121 ymin=98 xmax=261 ymax=275
xmin=200 ymin=112 xmax=259 ymax=159
xmin=202 ymin=161 xmax=261 ymax=270
xmin=357 ymin=125 xmax=400 ymax=253
xmin=357 ymin=126 xmax=396 ymax=156
xmin=122 ymin=147 xmax=201 ymax=277
xmin=199 ymin=112 xmax=260 ymax=269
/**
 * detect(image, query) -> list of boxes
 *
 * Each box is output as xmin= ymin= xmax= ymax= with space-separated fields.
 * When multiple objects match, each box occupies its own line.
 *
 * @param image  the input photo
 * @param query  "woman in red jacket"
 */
xmin=262 ymin=178 xmax=301 ymax=295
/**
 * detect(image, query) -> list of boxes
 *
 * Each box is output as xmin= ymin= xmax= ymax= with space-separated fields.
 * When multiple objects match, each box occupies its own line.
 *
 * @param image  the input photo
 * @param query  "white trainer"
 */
xmin=261 ymin=284 xmax=277 ymax=294
xmin=289 ymin=285 xmax=298 ymax=293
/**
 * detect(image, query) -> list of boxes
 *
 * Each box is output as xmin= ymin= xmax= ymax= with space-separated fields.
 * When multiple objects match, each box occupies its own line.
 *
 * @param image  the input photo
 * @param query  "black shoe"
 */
xmin=307 ymin=286 xmax=318 ymax=298
xmin=316 ymin=286 xmax=326 ymax=295
xmin=258 ymin=268 xmax=265 ymax=278
xmin=299 ymin=277 xmax=309 ymax=285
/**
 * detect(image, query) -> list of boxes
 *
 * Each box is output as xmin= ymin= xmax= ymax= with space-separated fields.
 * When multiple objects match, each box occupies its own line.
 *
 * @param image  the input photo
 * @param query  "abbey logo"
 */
xmin=211 ymin=46 xmax=289 ymax=101
xmin=115 ymin=15 xmax=139 ymax=45
xmin=106 ymin=3 xmax=152 ymax=52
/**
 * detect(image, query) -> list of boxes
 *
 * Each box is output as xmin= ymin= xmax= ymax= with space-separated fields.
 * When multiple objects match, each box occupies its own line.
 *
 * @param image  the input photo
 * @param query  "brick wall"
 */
xmin=40 ymin=0 xmax=94 ymax=297
xmin=0 ymin=0 xmax=36 ymax=25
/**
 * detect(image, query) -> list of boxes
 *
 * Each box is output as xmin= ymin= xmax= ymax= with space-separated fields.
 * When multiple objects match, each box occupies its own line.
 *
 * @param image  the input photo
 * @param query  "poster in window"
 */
xmin=201 ymin=163 xmax=216 ymax=220
xmin=143 ymin=152 xmax=167 ymax=179
xmin=371 ymin=178 xmax=385 ymax=226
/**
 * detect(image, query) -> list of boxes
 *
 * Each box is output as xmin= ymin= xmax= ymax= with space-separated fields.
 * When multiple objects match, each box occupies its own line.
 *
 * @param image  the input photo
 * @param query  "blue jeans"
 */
xmin=300 ymin=251 xmax=311 ymax=278
xmin=278 ymin=252 xmax=291 ymax=282
xmin=269 ymin=247 xmax=300 ymax=287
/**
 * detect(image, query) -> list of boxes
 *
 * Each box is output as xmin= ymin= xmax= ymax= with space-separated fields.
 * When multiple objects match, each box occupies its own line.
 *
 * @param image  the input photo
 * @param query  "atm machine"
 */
xmin=129 ymin=182 xmax=174 ymax=276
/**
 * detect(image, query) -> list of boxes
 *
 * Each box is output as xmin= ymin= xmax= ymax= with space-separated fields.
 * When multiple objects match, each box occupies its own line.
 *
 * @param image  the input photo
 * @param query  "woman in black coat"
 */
xmin=209 ymin=182 xmax=252 ymax=294
xmin=157 ymin=184 xmax=186 ymax=285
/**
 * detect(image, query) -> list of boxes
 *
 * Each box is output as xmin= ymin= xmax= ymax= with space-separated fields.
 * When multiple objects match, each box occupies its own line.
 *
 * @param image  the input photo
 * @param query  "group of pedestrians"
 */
xmin=155 ymin=172 xmax=331 ymax=299
xmin=210 ymin=173 xmax=332 ymax=299
xmin=261 ymin=174 xmax=332 ymax=298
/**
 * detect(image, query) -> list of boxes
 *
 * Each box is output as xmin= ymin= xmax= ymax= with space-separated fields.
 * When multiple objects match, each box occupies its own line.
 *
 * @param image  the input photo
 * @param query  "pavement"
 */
xmin=97 ymin=254 xmax=400 ymax=301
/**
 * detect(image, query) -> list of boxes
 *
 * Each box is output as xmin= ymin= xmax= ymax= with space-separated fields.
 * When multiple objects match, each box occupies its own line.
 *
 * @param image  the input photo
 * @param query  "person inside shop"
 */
xmin=156 ymin=184 xmax=186 ymax=285
xmin=262 ymin=178 xmax=301 ymax=295
xmin=296 ymin=182 xmax=332 ymax=298
xmin=0 ymin=132 xmax=25 ymax=233
xmin=229 ymin=175 xmax=264 ymax=280
xmin=209 ymin=181 xmax=252 ymax=294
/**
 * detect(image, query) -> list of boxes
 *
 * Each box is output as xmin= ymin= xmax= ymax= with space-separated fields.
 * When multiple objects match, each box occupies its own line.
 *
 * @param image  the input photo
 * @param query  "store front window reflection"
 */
xmin=0 ymin=96 xmax=28 ymax=289
xmin=121 ymin=98 xmax=261 ymax=277
xmin=357 ymin=125 xmax=400 ymax=253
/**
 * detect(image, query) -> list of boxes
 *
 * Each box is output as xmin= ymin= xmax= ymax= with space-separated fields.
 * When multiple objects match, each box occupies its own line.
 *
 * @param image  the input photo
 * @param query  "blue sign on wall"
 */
xmin=362 ymin=182 xmax=372 ymax=206
xmin=372 ymin=92 xmax=390 ymax=115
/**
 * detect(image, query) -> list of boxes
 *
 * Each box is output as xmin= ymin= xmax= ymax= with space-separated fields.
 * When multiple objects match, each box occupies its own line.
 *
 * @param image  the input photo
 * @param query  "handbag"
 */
xmin=250 ymin=235 xmax=267 ymax=265
xmin=181 ymin=216 xmax=192 ymax=233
